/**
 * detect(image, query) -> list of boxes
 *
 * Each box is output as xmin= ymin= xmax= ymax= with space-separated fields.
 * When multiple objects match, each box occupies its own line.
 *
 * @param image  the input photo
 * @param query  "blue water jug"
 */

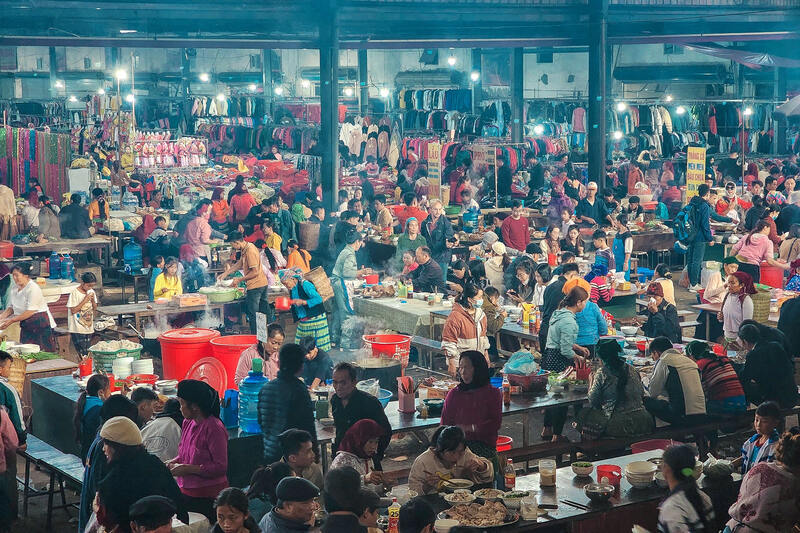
xmin=60 ymin=253 xmax=74 ymax=281
xmin=123 ymin=239 xmax=143 ymax=271
xmin=49 ymin=252 xmax=61 ymax=280
xmin=221 ymin=389 xmax=239 ymax=429
xmin=238 ymin=357 xmax=268 ymax=434
xmin=462 ymin=209 xmax=479 ymax=234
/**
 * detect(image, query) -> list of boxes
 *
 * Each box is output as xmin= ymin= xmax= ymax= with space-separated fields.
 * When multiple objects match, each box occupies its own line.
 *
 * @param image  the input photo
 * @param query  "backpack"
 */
xmin=673 ymin=203 xmax=698 ymax=253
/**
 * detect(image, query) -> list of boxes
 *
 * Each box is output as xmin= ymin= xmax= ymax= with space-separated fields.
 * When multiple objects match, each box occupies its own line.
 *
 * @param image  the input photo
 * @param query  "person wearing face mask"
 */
xmin=407 ymin=426 xmax=493 ymax=495
xmin=441 ymin=284 xmax=490 ymax=377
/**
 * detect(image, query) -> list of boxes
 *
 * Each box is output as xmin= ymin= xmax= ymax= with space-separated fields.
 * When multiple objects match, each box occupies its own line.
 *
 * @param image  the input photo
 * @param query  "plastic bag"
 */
xmin=356 ymin=378 xmax=380 ymax=398
xmin=502 ymin=350 xmax=539 ymax=376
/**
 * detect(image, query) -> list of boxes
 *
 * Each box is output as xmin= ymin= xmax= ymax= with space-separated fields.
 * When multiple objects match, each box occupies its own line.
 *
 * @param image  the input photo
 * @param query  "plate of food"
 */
xmin=473 ymin=488 xmax=504 ymax=501
xmin=443 ymin=490 xmax=475 ymax=505
xmin=438 ymin=501 xmax=519 ymax=528
xmin=441 ymin=478 xmax=474 ymax=491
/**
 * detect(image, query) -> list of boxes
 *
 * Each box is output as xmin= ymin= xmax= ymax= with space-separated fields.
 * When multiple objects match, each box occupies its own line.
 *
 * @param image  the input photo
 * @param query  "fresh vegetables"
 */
xmin=572 ymin=461 xmax=593 ymax=468
xmin=503 ymin=491 xmax=529 ymax=499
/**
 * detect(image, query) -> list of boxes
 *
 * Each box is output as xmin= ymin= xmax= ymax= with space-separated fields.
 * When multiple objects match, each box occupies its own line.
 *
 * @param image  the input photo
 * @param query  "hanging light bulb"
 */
xmin=125 ymin=93 xmax=135 ymax=103
xmin=97 ymin=87 xmax=105 ymax=95
xmin=68 ymin=95 xmax=77 ymax=103
xmin=533 ymin=124 xmax=545 ymax=136
xmin=665 ymin=94 xmax=673 ymax=102
xmin=743 ymin=107 xmax=753 ymax=116
xmin=248 ymin=83 xmax=257 ymax=91
xmin=115 ymin=69 xmax=127 ymax=80
xmin=470 ymin=71 xmax=480 ymax=82
xmin=199 ymin=73 xmax=210 ymax=82
xmin=676 ymin=106 xmax=686 ymax=115
xmin=54 ymin=80 xmax=64 ymax=88
xmin=613 ymin=130 xmax=623 ymax=140
xmin=274 ymin=85 xmax=284 ymax=96
xmin=301 ymin=79 xmax=310 ymax=89
xmin=216 ymin=93 xmax=226 ymax=101
xmin=343 ymin=87 xmax=353 ymax=97
xmin=447 ymin=49 xmax=457 ymax=66
xmin=615 ymin=102 xmax=627 ymax=112
xmin=379 ymin=87 xmax=390 ymax=98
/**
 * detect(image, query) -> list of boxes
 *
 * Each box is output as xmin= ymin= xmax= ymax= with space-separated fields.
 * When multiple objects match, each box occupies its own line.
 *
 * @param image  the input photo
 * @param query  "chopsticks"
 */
xmin=399 ymin=376 xmax=418 ymax=395
xmin=560 ymin=499 xmax=591 ymax=511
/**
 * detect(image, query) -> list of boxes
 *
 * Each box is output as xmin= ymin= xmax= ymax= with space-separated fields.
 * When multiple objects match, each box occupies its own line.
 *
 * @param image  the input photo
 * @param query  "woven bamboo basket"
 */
xmin=8 ymin=356 xmax=26 ymax=399
xmin=751 ymin=288 xmax=771 ymax=325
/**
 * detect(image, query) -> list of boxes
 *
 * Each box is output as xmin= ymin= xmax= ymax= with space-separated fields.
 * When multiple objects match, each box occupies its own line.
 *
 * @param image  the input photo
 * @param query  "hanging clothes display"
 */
xmin=0 ymin=126 xmax=71 ymax=201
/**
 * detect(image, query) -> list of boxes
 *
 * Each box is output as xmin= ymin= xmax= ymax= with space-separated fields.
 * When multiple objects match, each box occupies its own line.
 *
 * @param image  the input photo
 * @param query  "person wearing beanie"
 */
xmin=79 ymin=395 xmax=140 ymax=532
xmin=94 ymin=417 xmax=187 ymax=533
xmin=575 ymin=338 xmax=653 ymax=439
xmin=258 ymin=477 xmax=320 ymax=533
xmin=168 ymin=379 xmax=228 ymax=522
xmin=128 ymin=495 xmax=176 ymax=533
xmin=636 ymin=282 xmax=681 ymax=343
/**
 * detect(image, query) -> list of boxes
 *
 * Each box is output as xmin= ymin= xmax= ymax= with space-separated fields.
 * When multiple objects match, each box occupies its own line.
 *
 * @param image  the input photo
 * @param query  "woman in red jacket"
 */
xmin=441 ymin=350 xmax=502 ymax=482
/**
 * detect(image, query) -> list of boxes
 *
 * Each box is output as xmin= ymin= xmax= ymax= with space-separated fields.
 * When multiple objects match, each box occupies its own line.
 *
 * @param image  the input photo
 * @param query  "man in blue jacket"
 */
xmin=687 ymin=184 xmax=715 ymax=292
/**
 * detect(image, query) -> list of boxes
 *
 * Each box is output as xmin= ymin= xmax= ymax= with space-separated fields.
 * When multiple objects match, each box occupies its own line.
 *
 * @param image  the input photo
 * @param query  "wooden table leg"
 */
xmin=22 ymin=457 xmax=31 ymax=517
xmin=46 ymin=470 xmax=55 ymax=530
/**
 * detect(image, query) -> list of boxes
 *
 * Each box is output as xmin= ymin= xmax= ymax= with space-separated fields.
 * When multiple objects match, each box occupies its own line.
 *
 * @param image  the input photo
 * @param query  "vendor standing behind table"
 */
xmin=330 ymin=362 xmax=392 ymax=470
xmin=229 ymin=179 xmax=257 ymax=224
xmin=67 ymin=272 xmax=99 ymax=358
xmin=575 ymin=181 xmax=613 ymax=228
xmin=278 ymin=268 xmax=331 ymax=353
xmin=59 ymin=194 xmax=92 ymax=239
xmin=501 ymin=200 xmax=530 ymax=253
xmin=0 ymin=263 xmax=56 ymax=351
xmin=329 ymin=231 xmax=371 ymax=348
xmin=265 ymin=196 xmax=296 ymax=254
xmin=392 ymin=217 xmax=427 ymax=273
xmin=184 ymin=202 xmax=223 ymax=264
xmin=421 ymin=199 xmax=456 ymax=284
xmin=218 ymin=232 xmax=270 ymax=334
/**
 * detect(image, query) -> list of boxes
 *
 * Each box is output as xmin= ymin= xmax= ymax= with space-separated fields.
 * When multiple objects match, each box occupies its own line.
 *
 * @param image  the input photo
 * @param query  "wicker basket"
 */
xmin=304 ymin=267 xmax=334 ymax=304
xmin=91 ymin=348 xmax=142 ymax=373
xmin=751 ymin=288 xmax=771 ymax=325
xmin=8 ymin=356 xmax=25 ymax=399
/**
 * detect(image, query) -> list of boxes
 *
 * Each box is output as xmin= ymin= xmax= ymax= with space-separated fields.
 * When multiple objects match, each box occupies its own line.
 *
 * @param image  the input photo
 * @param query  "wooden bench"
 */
xmin=19 ymin=435 xmax=84 ymax=529
xmin=410 ymin=335 xmax=444 ymax=369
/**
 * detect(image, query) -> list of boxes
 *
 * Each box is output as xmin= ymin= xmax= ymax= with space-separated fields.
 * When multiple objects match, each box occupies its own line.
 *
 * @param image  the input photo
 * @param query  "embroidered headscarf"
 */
xmin=337 ymin=419 xmax=385 ymax=459
xmin=729 ymin=271 xmax=756 ymax=303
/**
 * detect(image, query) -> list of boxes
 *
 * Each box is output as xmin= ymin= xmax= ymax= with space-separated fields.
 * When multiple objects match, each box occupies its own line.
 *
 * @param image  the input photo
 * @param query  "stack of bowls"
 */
xmin=625 ymin=461 xmax=657 ymax=489
xmin=112 ymin=356 xmax=134 ymax=379
xmin=132 ymin=358 xmax=154 ymax=375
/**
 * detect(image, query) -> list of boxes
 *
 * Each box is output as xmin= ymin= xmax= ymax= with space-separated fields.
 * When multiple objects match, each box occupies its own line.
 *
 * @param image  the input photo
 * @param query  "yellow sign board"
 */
xmin=685 ymin=146 xmax=707 ymax=199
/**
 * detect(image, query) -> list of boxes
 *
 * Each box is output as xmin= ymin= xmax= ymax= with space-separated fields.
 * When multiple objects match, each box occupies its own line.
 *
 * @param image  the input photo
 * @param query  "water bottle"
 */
xmin=60 ymin=253 xmax=74 ymax=281
xmin=388 ymin=498 xmax=400 ymax=533
xmin=238 ymin=357 xmax=268 ymax=434
xmin=123 ymin=239 xmax=143 ymax=271
xmin=49 ymin=252 xmax=61 ymax=280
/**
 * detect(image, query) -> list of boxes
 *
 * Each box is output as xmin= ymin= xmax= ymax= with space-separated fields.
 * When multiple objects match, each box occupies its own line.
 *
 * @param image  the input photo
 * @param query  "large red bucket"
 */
xmin=210 ymin=335 xmax=258 ymax=390
xmin=362 ymin=334 xmax=411 ymax=369
xmin=158 ymin=328 xmax=221 ymax=380
xmin=759 ymin=263 xmax=783 ymax=288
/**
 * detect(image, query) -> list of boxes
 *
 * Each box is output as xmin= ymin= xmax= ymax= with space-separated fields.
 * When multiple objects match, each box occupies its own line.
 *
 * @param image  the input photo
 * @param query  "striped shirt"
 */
xmin=741 ymin=429 xmax=779 ymax=474
xmin=695 ymin=357 xmax=745 ymax=401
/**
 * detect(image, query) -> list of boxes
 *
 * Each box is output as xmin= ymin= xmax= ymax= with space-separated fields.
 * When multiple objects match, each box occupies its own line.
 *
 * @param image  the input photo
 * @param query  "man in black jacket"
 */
xmin=322 ymin=467 xmax=366 ymax=533
xmin=738 ymin=323 xmax=799 ymax=408
xmin=638 ymin=283 xmax=681 ymax=343
xmin=410 ymin=246 xmax=446 ymax=293
xmin=776 ymin=191 xmax=800 ymax=234
xmin=777 ymin=297 xmax=800 ymax=358
xmin=331 ymin=362 xmax=392 ymax=470
xmin=539 ymin=263 xmax=580 ymax=350
xmin=59 ymin=194 xmax=92 ymax=239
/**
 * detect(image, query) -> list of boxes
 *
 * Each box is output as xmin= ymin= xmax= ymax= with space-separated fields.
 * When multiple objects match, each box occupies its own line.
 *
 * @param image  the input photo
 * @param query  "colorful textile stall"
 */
xmin=0 ymin=126 xmax=72 ymax=200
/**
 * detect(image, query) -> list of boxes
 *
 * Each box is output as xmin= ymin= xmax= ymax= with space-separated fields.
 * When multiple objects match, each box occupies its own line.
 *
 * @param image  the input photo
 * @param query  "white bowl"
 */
xmin=620 ymin=326 xmax=638 ymax=336
xmin=18 ymin=344 xmax=40 ymax=354
xmin=443 ymin=490 xmax=475 ymax=505
xmin=434 ymin=519 xmax=459 ymax=533
xmin=626 ymin=474 xmax=654 ymax=489
xmin=572 ymin=463 xmax=594 ymax=476
xmin=626 ymin=461 xmax=658 ymax=475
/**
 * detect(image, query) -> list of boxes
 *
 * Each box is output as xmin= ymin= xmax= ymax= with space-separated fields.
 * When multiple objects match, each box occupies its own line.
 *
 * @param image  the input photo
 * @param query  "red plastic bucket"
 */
xmin=496 ymin=435 xmax=513 ymax=452
xmin=364 ymin=274 xmax=379 ymax=285
xmin=158 ymin=328 xmax=221 ymax=380
xmin=210 ymin=334 xmax=258 ymax=390
xmin=0 ymin=241 xmax=13 ymax=259
xmin=596 ymin=465 xmax=622 ymax=487
xmin=631 ymin=439 xmax=683 ymax=454
xmin=759 ymin=263 xmax=783 ymax=288
xmin=362 ymin=334 xmax=411 ymax=369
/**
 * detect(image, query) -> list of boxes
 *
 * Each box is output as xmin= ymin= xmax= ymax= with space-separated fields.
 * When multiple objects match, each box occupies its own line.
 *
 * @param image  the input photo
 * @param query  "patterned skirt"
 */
xmin=541 ymin=347 xmax=571 ymax=373
xmin=297 ymin=313 xmax=332 ymax=352
xmin=20 ymin=311 xmax=55 ymax=352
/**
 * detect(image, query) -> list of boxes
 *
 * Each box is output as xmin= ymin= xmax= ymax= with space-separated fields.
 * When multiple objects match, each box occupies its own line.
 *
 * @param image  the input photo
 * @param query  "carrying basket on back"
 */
xmin=297 ymin=221 xmax=320 ymax=251
xmin=304 ymin=267 xmax=335 ymax=313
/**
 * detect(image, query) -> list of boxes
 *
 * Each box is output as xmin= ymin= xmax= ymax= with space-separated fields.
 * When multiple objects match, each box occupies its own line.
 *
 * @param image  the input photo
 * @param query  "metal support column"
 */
xmin=511 ymin=48 xmax=524 ymax=144
xmin=319 ymin=1 xmax=340 ymax=212
xmin=48 ymin=47 xmax=58 ymax=97
xmin=261 ymin=49 xmax=273 ymax=110
xmin=358 ymin=49 xmax=369 ymax=115
xmin=471 ymin=48 xmax=482 ymax=114
xmin=180 ymin=48 xmax=191 ymax=98
xmin=774 ymin=67 xmax=787 ymax=155
xmin=588 ymin=0 xmax=608 ymax=191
